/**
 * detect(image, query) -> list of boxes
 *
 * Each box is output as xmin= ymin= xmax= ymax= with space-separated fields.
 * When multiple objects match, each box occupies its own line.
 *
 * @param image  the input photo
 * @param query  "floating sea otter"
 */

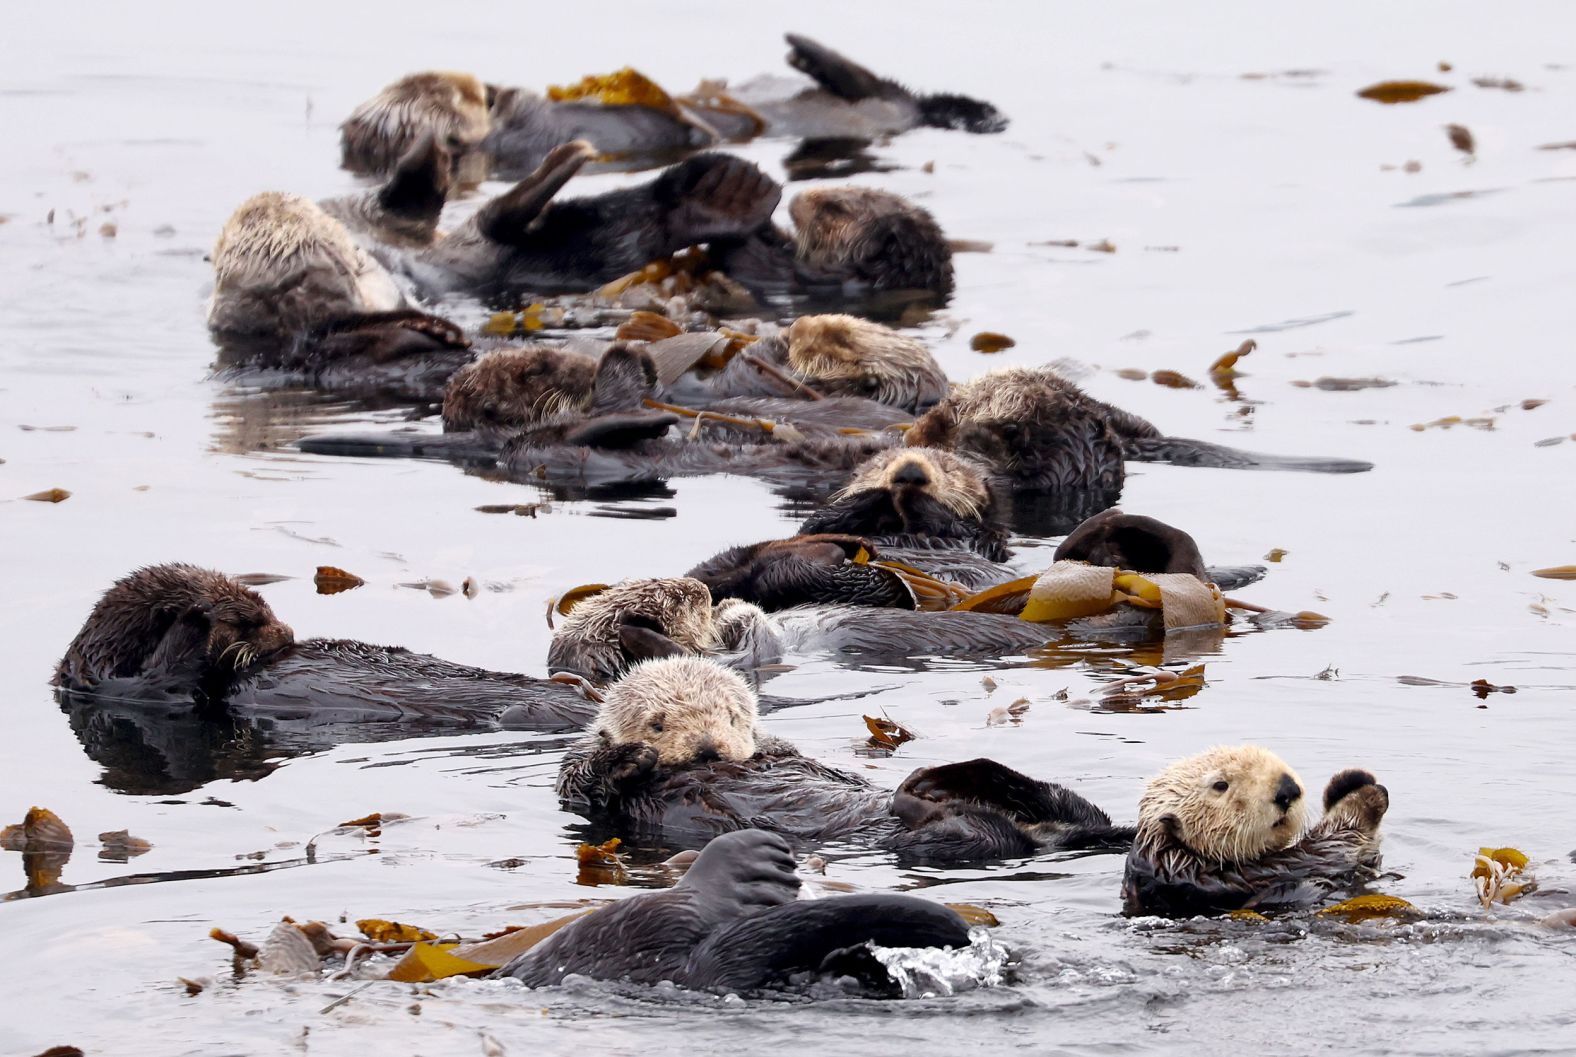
xmin=497 ymin=828 xmax=977 ymax=995
xmin=685 ymin=533 xmax=968 ymax=612
xmin=54 ymin=564 xmax=594 ymax=733
xmin=1122 ymin=745 xmax=1389 ymax=917
xmin=339 ymin=35 xmax=1005 ymax=181
xmin=557 ymin=656 xmax=1133 ymax=859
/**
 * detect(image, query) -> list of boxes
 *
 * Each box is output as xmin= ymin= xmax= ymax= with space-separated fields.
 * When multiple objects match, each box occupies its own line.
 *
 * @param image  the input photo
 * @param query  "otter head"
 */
xmin=1055 ymin=509 xmax=1209 ymax=581
xmin=783 ymin=315 xmax=948 ymax=410
xmin=1139 ymin=745 xmax=1308 ymax=864
xmin=547 ymin=577 xmax=720 ymax=682
xmin=788 ymin=187 xmax=953 ymax=295
xmin=838 ymin=447 xmax=991 ymax=522
xmin=593 ymin=656 xmax=759 ymax=764
xmin=340 ymin=71 xmax=492 ymax=178
xmin=55 ymin=564 xmax=295 ymax=691
xmin=442 ymin=346 xmax=597 ymax=432
xmin=907 ymin=367 xmax=1125 ymax=494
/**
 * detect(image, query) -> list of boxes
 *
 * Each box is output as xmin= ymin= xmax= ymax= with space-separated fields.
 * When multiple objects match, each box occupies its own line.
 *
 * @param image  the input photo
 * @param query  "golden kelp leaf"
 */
xmin=547 ymin=68 xmax=677 ymax=113
xmin=943 ymin=902 xmax=1000 ymax=927
xmin=22 ymin=488 xmax=71 ymax=503
xmin=1265 ymin=548 xmax=1288 ymax=562
xmin=1229 ymin=909 xmax=1269 ymax=922
xmin=1475 ymin=847 xmax=1528 ymax=872
xmin=549 ymin=583 xmax=611 ymax=627
xmin=1086 ymin=239 xmax=1116 ymax=253
xmin=1532 ymin=566 xmax=1576 ymax=580
xmin=950 ymin=574 xmax=1038 ymax=614
xmin=1445 ymin=123 xmax=1475 ymax=156
xmin=447 ymin=910 xmax=594 ymax=968
xmin=314 ymin=566 xmax=364 ymax=595
xmin=1469 ymin=678 xmax=1516 ymax=698
xmin=1292 ymin=611 xmax=1331 ymax=627
xmin=209 ymin=927 xmax=259 ymax=959
xmin=577 ymin=838 xmax=622 ymax=865
xmin=615 ymin=310 xmax=683 ymax=343
xmin=385 ymin=941 xmax=494 ymax=983
xmin=1210 ymin=339 xmax=1256 ymax=375
xmin=864 ymin=715 xmax=916 ymax=750
xmin=97 ymin=830 xmax=152 ymax=860
xmin=1356 ymin=80 xmax=1452 ymax=104
xmin=339 ymin=813 xmax=385 ymax=829
xmin=1318 ymin=894 xmax=1418 ymax=922
xmin=969 ymin=332 xmax=1016 ymax=353
xmin=481 ymin=311 xmax=518 ymax=337
xmin=356 ymin=919 xmax=438 ymax=944
xmin=1150 ymin=370 xmax=1200 ymax=390
xmin=576 ymin=838 xmax=626 ymax=886
xmin=0 ymin=806 xmax=74 ymax=851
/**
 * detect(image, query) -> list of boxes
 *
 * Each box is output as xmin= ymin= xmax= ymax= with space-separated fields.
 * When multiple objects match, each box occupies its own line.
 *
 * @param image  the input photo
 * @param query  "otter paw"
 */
xmin=607 ymin=742 xmax=659 ymax=784
xmin=397 ymin=312 xmax=469 ymax=348
xmin=663 ymin=155 xmax=781 ymax=241
xmin=1323 ymin=768 xmax=1380 ymax=812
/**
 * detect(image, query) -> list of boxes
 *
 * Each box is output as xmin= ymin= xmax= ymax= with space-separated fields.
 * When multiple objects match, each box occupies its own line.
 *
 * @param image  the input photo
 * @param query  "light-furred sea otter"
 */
xmin=556 ymin=656 xmax=1133 ymax=859
xmin=497 ymin=828 xmax=975 ymax=995
xmin=1122 ymin=745 xmax=1389 ymax=917
xmin=55 ymin=564 xmax=594 ymax=735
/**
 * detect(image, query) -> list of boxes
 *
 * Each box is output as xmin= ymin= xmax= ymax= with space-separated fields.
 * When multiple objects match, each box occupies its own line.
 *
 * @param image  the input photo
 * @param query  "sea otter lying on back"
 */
xmin=55 ymin=564 xmax=593 ymax=734
xmin=339 ymin=34 xmax=1005 ymax=182
xmin=497 ymin=828 xmax=977 ymax=996
xmin=1122 ymin=745 xmax=1390 ymax=917
xmin=557 ymin=656 xmax=1133 ymax=860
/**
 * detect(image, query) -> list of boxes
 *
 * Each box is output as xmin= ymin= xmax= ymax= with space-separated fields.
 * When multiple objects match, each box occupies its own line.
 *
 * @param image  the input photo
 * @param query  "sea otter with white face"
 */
xmin=1122 ymin=745 xmax=1389 ymax=917
xmin=556 ymin=656 xmax=1133 ymax=860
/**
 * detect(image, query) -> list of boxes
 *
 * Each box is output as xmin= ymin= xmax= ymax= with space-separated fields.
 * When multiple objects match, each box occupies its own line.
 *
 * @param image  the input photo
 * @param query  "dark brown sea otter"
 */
xmin=55 ymin=564 xmax=593 ymax=733
xmin=685 ymin=533 xmax=966 ymax=612
xmin=558 ymin=656 xmax=1133 ymax=860
xmin=497 ymin=829 xmax=976 ymax=996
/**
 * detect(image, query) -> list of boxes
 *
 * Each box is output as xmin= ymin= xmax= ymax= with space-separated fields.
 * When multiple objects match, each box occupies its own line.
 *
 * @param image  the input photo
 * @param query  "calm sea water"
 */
xmin=3 ymin=3 xmax=1575 ymax=1054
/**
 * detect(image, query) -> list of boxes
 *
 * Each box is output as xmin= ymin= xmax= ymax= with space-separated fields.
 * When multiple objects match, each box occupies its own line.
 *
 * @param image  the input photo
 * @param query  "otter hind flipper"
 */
xmin=476 ymin=140 xmax=595 ymax=245
xmin=686 ymin=892 xmax=970 ymax=993
xmin=589 ymin=343 xmax=658 ymax=414
xmin=896 ymin=758 xmax=1129 ymax=854
xmin=562 ymin=412 xmax=678 ymax=449
xmin=1126 ymin=436 xmax=1373 ymax=474
xmin=783 ymin=34 xmax=892 ymax=102
xmin=1204 ymin=564 xmax=1267 ymax=591
xmin=677 ymin=829 xmax=801 ymax=914
xmin=653 ymin=153 xmax=782 ymax=245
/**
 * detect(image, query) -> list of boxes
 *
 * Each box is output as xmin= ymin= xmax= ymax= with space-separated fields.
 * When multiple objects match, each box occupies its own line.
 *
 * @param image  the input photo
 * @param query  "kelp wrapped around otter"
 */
xmin=1122 ymin=745 xmax=1389 ymax=917
xmin=556 ymin=657 xmax=1133 ymax=861
xmin=498 ymin=829 xmax=975 ymax=995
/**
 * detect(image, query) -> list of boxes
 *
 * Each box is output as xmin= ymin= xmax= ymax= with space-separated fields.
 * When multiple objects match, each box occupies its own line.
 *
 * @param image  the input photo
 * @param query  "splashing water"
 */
xmin=870 ymin=927 xmax=1007 ymax=998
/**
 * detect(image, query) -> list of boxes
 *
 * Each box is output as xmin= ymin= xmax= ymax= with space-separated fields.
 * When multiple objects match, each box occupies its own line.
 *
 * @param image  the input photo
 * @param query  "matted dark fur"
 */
xmin=498 ymin=829 xmax=973 ymax=994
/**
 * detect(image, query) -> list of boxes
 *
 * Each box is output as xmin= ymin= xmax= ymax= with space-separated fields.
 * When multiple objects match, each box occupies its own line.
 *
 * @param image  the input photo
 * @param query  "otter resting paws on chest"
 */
xmin=498 ymin=828 xmax=974 ymax=995
xmin=1122 ymin=745 xmax=1389 ymax=917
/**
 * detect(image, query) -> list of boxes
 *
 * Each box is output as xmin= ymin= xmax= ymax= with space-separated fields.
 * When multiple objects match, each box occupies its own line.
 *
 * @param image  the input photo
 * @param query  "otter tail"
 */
xmin=1126 ymin=436 xmax=1373 ymax=474
xmin=686 ymin=893 xmax=972 ymax=994
xmin=296 ymin=430 xmax=501 ymax=463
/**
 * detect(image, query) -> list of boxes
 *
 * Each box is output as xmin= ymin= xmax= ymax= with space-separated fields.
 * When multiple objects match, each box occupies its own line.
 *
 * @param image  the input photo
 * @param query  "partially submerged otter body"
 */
xmin=556 ymin=657 xmax=1132 ymax=860
xmin=1122 ymin=746 xmax=1389 ymax=917
xmin=498 ymin=829 xmax=974 ymax=995
xmin=55 ymin=565 xmax=594 ymax=739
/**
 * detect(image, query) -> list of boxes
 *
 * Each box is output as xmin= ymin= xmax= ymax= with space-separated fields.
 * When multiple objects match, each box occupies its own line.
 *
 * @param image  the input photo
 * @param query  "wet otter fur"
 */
xmin=558 ymin=657 xmax=1133 ymax=860
xmin=54 ymin=565 xmax=592 ymax=733
xmin=547 ymin=577 xmax=724 ymax=682
xmin=791 ymin=187 xmax=954 ymax=295
xmin=800 ymin=447 xmax=1011 ymax=567
xmin=908 ymin=366 xmax=1372 ymax=514
xmin=340 ymin=71 xmax=492 ymax=179
xmin=1122 ymin=745 xmax=1389 ymax=917
xmin=497 ymin=828 xmax=974 ymax=995
xmin=686 ymin=533 xmax=936 ymax=611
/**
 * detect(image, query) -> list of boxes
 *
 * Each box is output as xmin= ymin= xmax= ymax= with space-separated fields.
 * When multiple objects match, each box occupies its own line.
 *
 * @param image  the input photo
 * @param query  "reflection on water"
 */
xmin=5 ymin=0 xmax=1576 ymax=1053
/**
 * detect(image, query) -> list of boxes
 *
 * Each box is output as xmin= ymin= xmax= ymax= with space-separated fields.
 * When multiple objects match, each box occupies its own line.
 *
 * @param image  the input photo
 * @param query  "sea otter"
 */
xmin=340 ymin=71 xmax=495 ymax=182
xmin=1054 ymin=508 xmax=1265 ymax=592
xmin=545 ymin=576 xmax=1050 ymax=681
xmin=907 ymin=366 xmax=1373 ymax=530
xmin=497 ymin=828 xmax=975 ymax=995
xmin=685 ymin=533 xmax=966 ymax=612
xmin=557 ymin=656 xmax=1133 ymax=859
xmin=55 ymin=564 xmax=593 ymax=733
xmin=1122 ymin=745 xmax=1389 ymax=917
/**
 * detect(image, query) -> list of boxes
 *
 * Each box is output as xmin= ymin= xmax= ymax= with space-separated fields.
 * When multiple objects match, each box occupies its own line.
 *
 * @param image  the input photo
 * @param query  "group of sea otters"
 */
xmin=53 ymin=37 xmax=1393 ymax=996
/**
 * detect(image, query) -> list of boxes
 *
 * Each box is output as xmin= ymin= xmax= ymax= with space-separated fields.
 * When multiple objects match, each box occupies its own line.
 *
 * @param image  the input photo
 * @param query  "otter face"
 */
xmin=788 ymin=188 xmax=953 ymax=294
xmin=548 ymin=577 xmax=721 ymax=681
xmin=340 ymin=71 xmax=492 ymax=176
xmin=1140 ymin=745 xmax=1309 ymax=864
xmin=838 ymin=447 xmax=990 ymax=520
xmin=594 ymin=656 xmax=759 ymax=764
xmin=783 ymin=315 xmax=948 ymax=411
xmin=56 ymin=564 xmax=295 ymax=689
xmin=442 ymin=346 xmax=598 ymax=432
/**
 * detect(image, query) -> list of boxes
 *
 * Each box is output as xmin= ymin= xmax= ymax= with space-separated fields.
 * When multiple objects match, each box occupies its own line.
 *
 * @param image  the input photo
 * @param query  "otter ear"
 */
xmin=616 ymin=621 xmax=690 ymax=665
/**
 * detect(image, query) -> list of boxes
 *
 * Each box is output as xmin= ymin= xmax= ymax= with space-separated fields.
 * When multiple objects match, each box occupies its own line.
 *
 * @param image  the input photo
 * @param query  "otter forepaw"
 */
xmin=606 ymin=742 xmax=659 ymax=785
xmin=662 ymin=155 xmax=781 ymax=243
xmin=1322 ymin=768 xmax=1380 ymax=812
xmin=1323 ymin=770 xmax=1388 ymax=832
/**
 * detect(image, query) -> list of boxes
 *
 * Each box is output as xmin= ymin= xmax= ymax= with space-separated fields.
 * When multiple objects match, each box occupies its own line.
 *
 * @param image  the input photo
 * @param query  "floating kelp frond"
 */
xmin=548 ymin=68 xmax=678 ymax=114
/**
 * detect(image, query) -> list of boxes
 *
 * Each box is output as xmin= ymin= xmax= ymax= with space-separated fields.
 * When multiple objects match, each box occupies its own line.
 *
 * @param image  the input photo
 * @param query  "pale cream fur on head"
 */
xmin=1138 ymin=745 xmax=1309 ymax=863
xmin=783 ymin=314 xmax=947 ymax=407
xmin=836 ymin=446 xmax=990 ymax=519
xmin=593 ymin=656 xmax=759 ymax=764
xmin=343 ymin=71 xmax=492 ymax=153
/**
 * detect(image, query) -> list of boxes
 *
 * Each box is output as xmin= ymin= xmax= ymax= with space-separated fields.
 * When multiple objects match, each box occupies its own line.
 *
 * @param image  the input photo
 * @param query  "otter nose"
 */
xmin=693 ymin=737 xmax=721 ymax=763
xmin=891 ymin=460 xmax=930 ymax=487
xmin=1274 ymin=774 xmax=1302 ymax=811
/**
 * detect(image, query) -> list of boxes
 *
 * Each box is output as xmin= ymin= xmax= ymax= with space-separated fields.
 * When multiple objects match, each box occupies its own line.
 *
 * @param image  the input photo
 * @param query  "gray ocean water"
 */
xmin=3 ymin=2 xmax=1575 ymax=1054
